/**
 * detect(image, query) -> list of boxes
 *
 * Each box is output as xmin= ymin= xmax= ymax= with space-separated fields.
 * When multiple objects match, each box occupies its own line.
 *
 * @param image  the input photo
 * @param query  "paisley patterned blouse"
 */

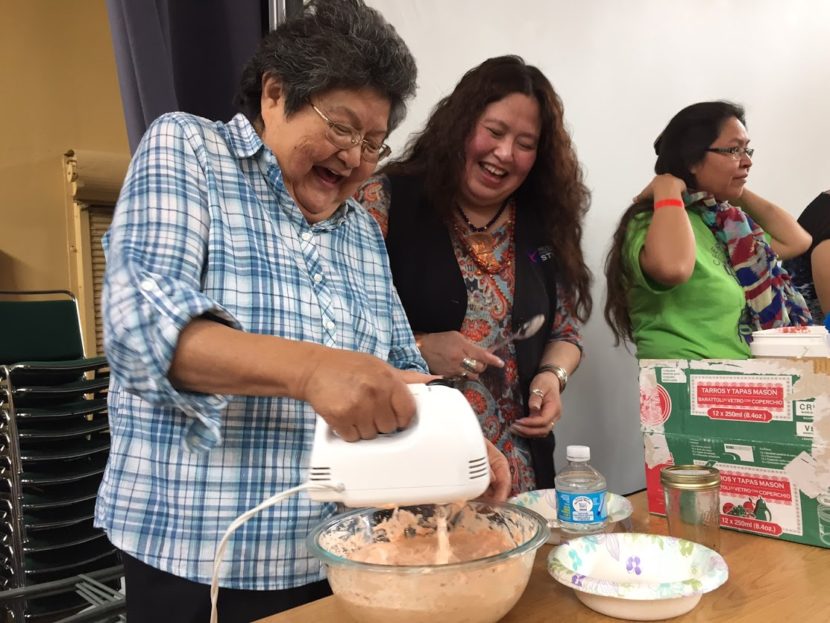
xmin=357 ymin=174 xmax=583 ymax=495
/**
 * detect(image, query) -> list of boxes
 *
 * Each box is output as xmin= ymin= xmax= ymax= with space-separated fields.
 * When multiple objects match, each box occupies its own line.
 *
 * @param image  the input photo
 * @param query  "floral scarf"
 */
xmin=688 ymin=191 xmax=812 ymax=342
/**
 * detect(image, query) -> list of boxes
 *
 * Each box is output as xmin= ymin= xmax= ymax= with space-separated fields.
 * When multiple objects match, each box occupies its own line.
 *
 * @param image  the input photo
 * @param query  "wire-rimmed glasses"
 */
xmin=706 ymin=146 xmax=755 ymax=160
xmin=310 ymin=104 xmax=391 ymax=163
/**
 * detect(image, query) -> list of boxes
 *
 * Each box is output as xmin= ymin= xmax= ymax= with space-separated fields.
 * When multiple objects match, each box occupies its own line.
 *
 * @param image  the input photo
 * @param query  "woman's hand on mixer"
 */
xmin=301 ymin=350 xmax=418 ymax=442
xmin=417 ymin=331 xmax=504 ymax=381
xmin=479 ymin=439 xmax=511 ymax=502
xmin=394 ymin=369 xmax=441 ymax=385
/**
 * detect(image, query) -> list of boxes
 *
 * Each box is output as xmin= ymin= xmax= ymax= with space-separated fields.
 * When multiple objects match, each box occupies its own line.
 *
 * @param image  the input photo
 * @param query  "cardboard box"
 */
xmin=640 ymin=357 xmax=830 ymax=548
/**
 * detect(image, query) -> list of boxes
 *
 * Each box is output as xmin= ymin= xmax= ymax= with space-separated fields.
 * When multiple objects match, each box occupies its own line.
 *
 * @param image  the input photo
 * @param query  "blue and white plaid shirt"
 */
xmin=95 ymin=112 xmax=426 ymax=590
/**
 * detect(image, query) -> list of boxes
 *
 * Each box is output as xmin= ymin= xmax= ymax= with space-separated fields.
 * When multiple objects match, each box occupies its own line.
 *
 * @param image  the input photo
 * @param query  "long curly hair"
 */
xmin=603 ymin=100 xmax=746 ymax=344
xmin=381 ymin=55 xmax=592 ymax=322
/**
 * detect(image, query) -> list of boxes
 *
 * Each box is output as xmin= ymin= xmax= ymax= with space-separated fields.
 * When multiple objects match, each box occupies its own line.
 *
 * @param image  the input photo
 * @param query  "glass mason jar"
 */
xmin=661 ymin=465 xmax=721 ymax=552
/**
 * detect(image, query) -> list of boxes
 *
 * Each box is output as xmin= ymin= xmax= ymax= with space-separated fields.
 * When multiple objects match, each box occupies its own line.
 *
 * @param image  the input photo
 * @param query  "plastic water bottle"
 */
xmin=555 ymin=445 xmax=608 ymax=535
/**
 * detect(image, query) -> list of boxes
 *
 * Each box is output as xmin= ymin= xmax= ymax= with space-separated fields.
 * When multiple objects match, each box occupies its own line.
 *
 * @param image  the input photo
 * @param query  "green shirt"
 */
xmin=623 ymin=208 xmax=750 ymax=359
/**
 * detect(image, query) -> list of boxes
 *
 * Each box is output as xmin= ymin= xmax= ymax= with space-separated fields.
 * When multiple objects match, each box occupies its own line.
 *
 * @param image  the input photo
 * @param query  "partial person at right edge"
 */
xmin=782 ymin=191 xmax=830 ymax=324
xmin=605 ymin=101 xmax=812 ymax=360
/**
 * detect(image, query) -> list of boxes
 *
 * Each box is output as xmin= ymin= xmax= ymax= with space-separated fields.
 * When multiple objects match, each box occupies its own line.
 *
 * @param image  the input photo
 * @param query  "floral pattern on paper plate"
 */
xmin=547 ymin=533 xmax=728 ymax=600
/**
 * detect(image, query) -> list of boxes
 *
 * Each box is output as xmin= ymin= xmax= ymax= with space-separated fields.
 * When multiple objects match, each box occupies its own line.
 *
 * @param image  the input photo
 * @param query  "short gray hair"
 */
xmin=236 ymin=0 xmax=417 ymax=132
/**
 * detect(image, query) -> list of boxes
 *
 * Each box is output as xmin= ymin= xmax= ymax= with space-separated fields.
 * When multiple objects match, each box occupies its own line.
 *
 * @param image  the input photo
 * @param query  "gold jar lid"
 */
xmin=660 ymin=465 xmax=720 ymax=490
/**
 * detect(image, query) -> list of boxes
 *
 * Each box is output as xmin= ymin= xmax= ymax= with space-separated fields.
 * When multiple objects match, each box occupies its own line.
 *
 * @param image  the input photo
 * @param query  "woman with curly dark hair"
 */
xmin=604 ymin=101 xmax=812 ymax=360
xmin=356 ymin=55 xmax=592 ymax=494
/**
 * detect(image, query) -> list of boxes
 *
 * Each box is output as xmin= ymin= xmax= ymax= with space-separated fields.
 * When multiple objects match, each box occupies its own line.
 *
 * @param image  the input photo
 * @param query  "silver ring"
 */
xmin=461 ymin=357 xmax=479 ymax=373
xmin=530 ymin=388 xmax=544 ymax=398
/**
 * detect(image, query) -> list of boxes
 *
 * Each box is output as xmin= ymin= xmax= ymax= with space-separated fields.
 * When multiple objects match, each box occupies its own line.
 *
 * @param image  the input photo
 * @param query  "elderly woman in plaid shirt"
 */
xmin=96 ymin=1 xmax=508 ymax=621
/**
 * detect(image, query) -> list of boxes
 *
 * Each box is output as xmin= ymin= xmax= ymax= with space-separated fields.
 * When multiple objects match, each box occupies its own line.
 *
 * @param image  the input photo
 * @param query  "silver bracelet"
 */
xmin=537 ymin=363 xmax=568 ymax=392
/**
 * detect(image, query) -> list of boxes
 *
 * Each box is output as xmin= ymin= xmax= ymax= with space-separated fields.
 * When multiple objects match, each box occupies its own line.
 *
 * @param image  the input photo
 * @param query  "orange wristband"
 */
xmin=654 ymin=198 xmax=684 ymax=209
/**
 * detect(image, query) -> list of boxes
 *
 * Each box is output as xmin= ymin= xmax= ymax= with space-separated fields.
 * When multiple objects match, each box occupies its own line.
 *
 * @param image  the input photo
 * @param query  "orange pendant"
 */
xmin=467 ymin=232 xmax=501 ymax=273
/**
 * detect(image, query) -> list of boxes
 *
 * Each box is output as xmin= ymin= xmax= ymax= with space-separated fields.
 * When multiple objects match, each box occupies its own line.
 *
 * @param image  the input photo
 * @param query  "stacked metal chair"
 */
xmin=0 ymin=291 xmax=123 ymax=621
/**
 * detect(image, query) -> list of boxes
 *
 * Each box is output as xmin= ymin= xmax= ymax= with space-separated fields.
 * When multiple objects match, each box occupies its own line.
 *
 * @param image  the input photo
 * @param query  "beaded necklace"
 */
xmin=455 ymin=198 xmax=510 ymax=232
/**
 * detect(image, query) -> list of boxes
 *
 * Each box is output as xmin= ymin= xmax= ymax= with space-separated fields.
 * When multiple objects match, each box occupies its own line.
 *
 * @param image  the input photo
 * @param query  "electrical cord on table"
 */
xmin=210 ymin=482 xmax=345 ymax=623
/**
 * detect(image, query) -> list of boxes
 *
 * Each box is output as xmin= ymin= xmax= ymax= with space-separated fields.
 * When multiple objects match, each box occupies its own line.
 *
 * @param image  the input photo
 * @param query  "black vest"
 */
xmin=384 ymin=174 xmax=559 ymax=487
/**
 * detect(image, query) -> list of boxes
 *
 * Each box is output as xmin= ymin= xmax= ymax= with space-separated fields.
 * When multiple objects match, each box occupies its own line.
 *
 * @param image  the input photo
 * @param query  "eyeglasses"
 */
xmin=310 ymin=104 xmax=391 ymax=163
xmin=706 ymin=146 xmax=755 ymax=160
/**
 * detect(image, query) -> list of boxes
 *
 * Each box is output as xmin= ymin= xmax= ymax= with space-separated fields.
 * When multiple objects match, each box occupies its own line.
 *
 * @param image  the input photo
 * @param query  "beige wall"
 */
xmin=0 ymin=0 xmax=129 ymax=291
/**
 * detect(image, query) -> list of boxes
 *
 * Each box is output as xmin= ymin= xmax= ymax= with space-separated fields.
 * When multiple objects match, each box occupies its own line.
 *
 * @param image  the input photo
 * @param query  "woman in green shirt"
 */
xmin=604 ymin=101 xmax=812 ymax=360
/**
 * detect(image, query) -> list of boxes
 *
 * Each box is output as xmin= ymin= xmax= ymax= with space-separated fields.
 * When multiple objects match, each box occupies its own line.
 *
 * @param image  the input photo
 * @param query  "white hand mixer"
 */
xmin=210 ymin=382 xmax=489 ymax=621
xmin=307 ymin=382 xmax=490 ymax=506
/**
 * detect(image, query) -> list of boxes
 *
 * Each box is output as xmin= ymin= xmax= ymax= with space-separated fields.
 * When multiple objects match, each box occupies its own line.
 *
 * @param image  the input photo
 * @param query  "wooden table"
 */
xmin=259 ymin=491 xmax=830 ymax=623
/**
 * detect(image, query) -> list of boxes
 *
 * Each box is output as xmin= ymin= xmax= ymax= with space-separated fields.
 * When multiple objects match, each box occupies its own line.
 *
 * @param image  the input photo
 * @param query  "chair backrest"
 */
xmin=0 ymin=291 xmax=85 ymax=364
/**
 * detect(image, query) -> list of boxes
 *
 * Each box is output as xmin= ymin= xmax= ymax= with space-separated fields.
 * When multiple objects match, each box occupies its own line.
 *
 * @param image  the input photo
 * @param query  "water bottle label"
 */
xmin=556 ymin=490 xmax=608 ymax=524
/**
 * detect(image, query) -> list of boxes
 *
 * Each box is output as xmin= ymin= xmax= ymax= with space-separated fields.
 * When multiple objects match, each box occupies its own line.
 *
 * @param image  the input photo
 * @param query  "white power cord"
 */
xmin=209 ymin=481 xmax=344 ymax=623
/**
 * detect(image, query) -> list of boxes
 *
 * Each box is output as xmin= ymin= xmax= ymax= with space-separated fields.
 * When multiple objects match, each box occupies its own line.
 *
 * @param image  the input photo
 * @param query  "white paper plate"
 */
xmin=508 ymin=489 xmax=633 ymax=544
xmin=548 ymin=532 xmax=728 ymax=620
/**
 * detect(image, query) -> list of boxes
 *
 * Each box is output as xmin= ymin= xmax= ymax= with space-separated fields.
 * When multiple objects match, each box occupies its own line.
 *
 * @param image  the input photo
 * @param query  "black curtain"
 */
xmin=107 ymin=0 xmax=267 ymax=153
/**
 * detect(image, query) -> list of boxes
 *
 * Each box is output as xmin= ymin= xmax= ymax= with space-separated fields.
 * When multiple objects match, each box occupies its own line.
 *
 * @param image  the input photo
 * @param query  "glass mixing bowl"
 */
xmin=307 ymin=500 xmax=548 ymax=623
